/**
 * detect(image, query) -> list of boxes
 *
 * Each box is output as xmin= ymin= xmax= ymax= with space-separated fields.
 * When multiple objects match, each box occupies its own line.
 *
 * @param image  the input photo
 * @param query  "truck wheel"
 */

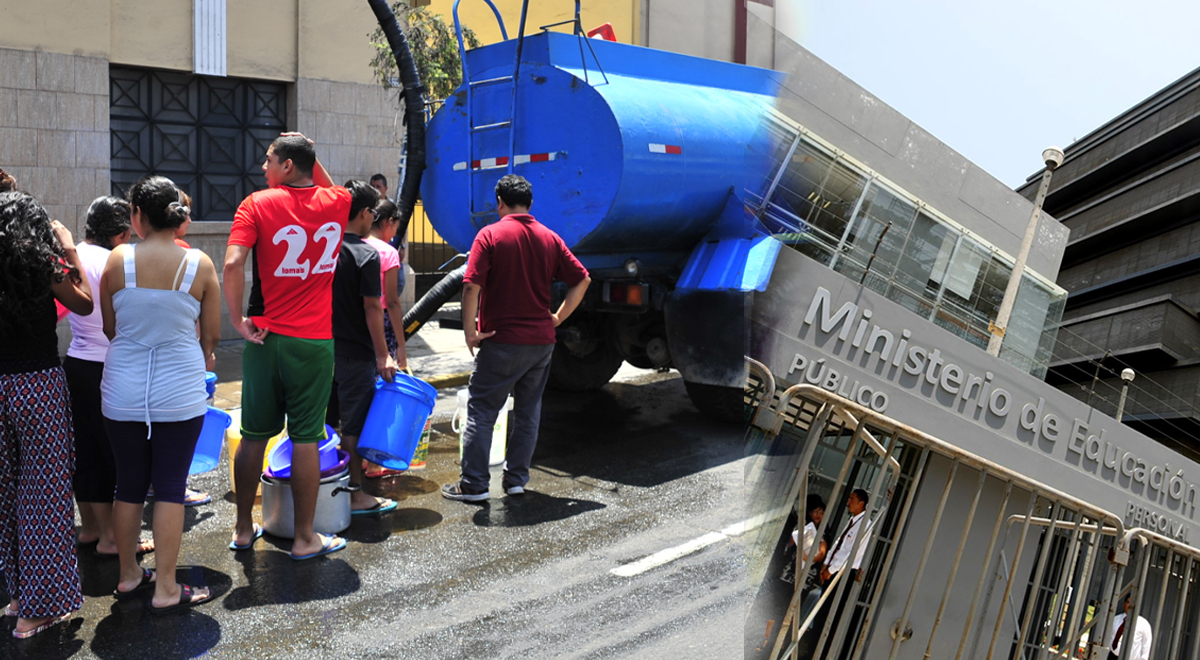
xmin=684 ymin=381 xmax=743 ymax=423
xmin=548 ymin=340 xmax=623 ymax=392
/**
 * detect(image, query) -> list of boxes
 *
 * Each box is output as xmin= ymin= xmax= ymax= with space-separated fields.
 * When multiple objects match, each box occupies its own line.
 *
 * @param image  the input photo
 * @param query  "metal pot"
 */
xmin=260 ymin=468 xmax=352 ymax=539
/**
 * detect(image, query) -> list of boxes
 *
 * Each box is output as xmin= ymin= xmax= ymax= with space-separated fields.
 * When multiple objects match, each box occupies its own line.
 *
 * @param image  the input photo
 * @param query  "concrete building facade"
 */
xmin=0 ymin=0 xmax=407 ymax=341
xmin=1023 ymin=66 xmax=1200 ymax=460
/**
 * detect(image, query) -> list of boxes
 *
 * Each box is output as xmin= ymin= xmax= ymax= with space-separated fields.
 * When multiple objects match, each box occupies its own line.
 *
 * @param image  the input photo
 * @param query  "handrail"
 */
xmin=773 ymin=384 xmax=1127 ymax=541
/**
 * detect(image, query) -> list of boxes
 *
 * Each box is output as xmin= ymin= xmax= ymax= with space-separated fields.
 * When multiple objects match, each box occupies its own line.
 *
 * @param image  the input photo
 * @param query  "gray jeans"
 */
xmin=461 ymin=341 xmax=554 ymax=489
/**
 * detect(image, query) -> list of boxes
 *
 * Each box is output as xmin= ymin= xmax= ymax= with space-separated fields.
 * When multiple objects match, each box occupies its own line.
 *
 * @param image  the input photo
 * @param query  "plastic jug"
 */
xmin=452 ymin=389 xmax=512 ymax=466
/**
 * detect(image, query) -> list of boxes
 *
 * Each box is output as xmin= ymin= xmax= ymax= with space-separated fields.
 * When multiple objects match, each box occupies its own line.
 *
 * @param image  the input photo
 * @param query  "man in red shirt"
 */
xmin=443 ymin=175 xmax=591 ymax=501
xmin=223 ymin=133 xmax=350 ymax=559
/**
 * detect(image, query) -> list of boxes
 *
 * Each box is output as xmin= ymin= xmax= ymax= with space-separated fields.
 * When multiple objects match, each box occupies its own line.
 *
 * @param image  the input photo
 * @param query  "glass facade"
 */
xmin=751 ymin=113 xmax=1067 ymax=378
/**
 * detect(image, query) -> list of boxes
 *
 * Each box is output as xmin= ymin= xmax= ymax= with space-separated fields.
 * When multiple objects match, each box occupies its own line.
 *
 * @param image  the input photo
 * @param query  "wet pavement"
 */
xmin=0 ymin=333 xmax=746 ymax=659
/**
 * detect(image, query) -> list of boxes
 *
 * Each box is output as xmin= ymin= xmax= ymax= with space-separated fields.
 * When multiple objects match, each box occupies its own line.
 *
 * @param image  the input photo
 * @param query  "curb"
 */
xmin=423 ymin=370 xmax=472 ymax=390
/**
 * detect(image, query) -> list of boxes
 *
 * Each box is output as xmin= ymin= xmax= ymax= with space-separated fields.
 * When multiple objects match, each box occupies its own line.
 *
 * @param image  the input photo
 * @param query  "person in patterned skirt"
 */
xmin=0 ymin=191 xmax=92 ymax=637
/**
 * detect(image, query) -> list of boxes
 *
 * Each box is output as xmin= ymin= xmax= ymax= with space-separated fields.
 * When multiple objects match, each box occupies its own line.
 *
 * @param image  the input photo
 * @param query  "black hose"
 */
xmin=367 ymin=0 xmax=426 ymax=227
xmin=401 ymin=265 xmax=466 ymax=340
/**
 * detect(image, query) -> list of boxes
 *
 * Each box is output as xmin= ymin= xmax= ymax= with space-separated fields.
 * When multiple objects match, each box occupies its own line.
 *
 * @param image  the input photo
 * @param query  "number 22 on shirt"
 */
xmin=272 ymin=222 xmax=341 ymax=279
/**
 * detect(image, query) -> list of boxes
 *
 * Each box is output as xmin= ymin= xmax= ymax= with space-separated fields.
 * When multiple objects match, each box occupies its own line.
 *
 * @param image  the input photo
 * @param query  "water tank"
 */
xmin=422 ymin=31 xmax=781 ymax=269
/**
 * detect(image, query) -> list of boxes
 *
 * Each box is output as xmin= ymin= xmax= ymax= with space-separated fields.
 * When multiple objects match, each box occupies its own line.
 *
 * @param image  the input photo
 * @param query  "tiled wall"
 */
xmin=0 ymin=48 xmax=110 ymax=240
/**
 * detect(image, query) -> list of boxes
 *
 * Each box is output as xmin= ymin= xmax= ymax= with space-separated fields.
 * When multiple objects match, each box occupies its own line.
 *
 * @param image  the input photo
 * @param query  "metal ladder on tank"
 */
xmin=452 ymin=1 xmax=599 ymax=228
xmin=453 ymin=0 xmax=525 ymax=228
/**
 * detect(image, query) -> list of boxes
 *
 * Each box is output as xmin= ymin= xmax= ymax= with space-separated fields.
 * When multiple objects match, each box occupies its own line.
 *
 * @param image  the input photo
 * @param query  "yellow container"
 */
xmin=225 ymin=409 xmax=285 ymax=496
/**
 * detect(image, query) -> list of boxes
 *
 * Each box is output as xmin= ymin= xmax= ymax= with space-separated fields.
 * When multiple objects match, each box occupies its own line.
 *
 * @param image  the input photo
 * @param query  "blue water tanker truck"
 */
xmin=415 ymin=3 xmax=784 ymax=419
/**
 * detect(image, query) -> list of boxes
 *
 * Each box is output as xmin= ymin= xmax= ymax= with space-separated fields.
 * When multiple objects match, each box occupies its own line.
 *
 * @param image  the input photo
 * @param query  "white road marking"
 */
xmin=611 ymin=519 xmax=749 ymax=577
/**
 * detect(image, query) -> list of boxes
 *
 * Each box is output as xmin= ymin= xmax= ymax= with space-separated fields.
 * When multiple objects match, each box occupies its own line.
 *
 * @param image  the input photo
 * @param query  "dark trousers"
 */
xmin=106 ymin=415 xmax=204 ymax=505
xmin=800 ymin=569 xmax=859 ymax=660
xmin=460 ymin=341 xmax=554 ymax=490
xmin=63 ymin=356 xmax=117 ymax=503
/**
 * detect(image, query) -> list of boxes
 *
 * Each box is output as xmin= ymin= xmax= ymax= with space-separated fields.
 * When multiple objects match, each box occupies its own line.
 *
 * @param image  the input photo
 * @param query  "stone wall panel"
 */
xmin=37 ymin=129 xmax=77 ymax=167
xmin=0 ymin=49 xmax=36 ymax=90
xmin=36 ymin=51 xmax=75 ymax=93
xmin=16 ymin=90 xmax=58 ymax=129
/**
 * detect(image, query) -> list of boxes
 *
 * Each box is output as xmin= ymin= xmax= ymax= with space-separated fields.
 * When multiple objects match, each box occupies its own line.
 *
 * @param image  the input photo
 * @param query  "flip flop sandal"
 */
xmin=229 ymin=523 xmax=264 ymax=551
xmin=11 ymin=612 xmax=72 ymax=639
xmin=113 ymin=568 xmax=157 ymax=600
xmin=351 ymin=498 xmax=398 ymax=516
xmin=290 ymin=534 xmax=347 ymax=561
xmin=183 ymin=489 xmax=212 ymax=507
xmin=147 ymin=584 xmax=214 ymax=615
xmin=96 ymin=539 xmax=154 ymax=557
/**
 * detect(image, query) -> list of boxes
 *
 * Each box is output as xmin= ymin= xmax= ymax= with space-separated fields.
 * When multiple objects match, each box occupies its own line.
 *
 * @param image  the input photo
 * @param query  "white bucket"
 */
xmin=452 ymin=389 xmax=513 ymax=466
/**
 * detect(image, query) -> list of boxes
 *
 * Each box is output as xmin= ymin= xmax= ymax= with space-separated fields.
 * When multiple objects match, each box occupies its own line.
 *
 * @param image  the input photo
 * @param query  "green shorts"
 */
xmin=241 ymin=334 xmax=333 ymax=444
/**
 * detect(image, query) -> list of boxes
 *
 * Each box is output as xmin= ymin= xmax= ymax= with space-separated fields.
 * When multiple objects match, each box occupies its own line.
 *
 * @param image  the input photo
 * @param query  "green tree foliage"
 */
xmin=369 ymin=3 xmax=482 ymax=102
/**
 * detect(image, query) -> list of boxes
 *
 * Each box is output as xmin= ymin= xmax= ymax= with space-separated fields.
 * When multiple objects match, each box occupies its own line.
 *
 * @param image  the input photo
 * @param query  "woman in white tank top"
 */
xmin=99 ymin=176 xmax=221 ymax=613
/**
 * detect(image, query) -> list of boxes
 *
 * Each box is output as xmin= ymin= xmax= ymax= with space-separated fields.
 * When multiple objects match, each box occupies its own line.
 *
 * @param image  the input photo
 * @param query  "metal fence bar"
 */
xmin=1149 ymin=548 xmax=1174 ymax=659
xmin=815 ymin=425 xmax=890 ymax=659
xmin=925 ymin=467 xmax=988 ymax=659
xmin=1120 ymin=542 xmax=1154 ymax=660
xmin=1014 ymin=500 xmax=1062 ymax=659
xmin=957 ymin=480 xmax=1014 ymax=660
xmin=849 ymin=446 xmax=932 ymax=660
xmin=829 ymin=432 xmax=903 ymax=660
xmin=1061 ymin=523 xmax=1103 ymax=658
xmin=985 ymin=493 xmax=1041 ymax=660
xmin=1037 ymin=512 xmax=1086 ymax=660
xmin=887 ymin=460 xmax=960 ymax=660
xmin=1169 ymin=556 xmax=1195 ymax=660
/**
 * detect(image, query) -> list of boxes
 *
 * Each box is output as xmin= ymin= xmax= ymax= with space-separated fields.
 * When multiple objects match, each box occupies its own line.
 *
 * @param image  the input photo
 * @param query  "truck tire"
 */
xmin=548 ymin=340 xmax=623 ymax=392
xmin=684 ymin=381 xmax=743 ymax=423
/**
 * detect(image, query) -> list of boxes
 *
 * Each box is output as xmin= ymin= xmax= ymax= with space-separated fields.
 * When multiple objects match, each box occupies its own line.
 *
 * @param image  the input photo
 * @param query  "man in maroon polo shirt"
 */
xmin=442 ymin=174 xmax=591 ymax=501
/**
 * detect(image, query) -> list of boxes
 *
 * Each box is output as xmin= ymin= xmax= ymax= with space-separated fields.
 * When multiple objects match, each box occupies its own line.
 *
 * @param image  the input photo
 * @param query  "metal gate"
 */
xmin=109 ymin=66 xmax=287 ymax=221
xmin=747 ymin=357 xmax=1200 ymax=660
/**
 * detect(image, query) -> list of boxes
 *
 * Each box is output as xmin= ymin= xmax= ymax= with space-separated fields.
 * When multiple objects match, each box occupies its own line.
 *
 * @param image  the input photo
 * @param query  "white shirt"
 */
xmin=826 ymin=511 xmax=872 ymax=575
xmin=1110 ymin=612 xmax=1152 ymax=660
xmin=66 ymin=241 xmax=112 ymax=362
xmin=792 ymin=522 xmax=818 ymax=557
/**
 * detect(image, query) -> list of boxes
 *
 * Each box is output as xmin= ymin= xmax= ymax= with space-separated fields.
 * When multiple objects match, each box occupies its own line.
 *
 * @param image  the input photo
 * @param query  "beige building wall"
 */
xmin=228 ymin=0 xmax=298 ymax=81
xmin=425 ymin=0 xmax=637 ymax=46
xmin=644 ymin=0 xmax=735 ymax=62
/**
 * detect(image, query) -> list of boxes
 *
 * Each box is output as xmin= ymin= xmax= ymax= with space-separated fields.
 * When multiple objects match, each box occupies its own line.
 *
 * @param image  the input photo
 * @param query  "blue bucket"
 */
xmin=266 ymin=425 xmax=341 ymax=479
xmin=205 ymin=372 xmax=218 ymax=399
xmin=358 ymin=374 xmax=437 ymax=470
xmin=190 ymin=406 xmax=230 ymax=475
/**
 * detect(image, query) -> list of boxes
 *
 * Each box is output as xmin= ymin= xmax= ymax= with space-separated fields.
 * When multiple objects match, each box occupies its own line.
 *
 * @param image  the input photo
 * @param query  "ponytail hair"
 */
xmin=126 ymin=175 xmax=189 ymax=231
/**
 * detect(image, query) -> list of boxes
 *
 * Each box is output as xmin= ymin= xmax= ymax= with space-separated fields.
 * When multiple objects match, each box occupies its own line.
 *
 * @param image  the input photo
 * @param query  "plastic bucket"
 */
xmin=452 ymin=390 xmax=512 ymax=466
xmin=189 ymin=406 xmax=231 ymax=475
xmin=267 ymin=448 xmax=351 ymax=481
xmin=205 ymin=371 xmax=218 ymax=399
xmin=358 ymin=374 xmax=437 ymax=470
xmin=266 ymin=425 xmax=340 ymax=479
xmin=225 ymin=409 xmax=285 ymax=496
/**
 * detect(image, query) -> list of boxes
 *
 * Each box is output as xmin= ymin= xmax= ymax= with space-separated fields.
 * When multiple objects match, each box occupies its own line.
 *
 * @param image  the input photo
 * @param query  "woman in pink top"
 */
xmin=362 ymin=200 xmax=408 ymax=478
xmin=364 ymin=199 xmax=407 ymax=369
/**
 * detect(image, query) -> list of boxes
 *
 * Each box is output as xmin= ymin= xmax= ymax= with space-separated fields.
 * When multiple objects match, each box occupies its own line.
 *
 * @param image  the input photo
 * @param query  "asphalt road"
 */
xmin=1 ymin=371 xmax=746 ymax=659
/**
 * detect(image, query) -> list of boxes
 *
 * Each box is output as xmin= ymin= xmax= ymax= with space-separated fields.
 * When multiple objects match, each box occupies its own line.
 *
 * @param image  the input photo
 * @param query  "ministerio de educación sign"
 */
xmin=750 ymin=247 xmax=1200 ymax=545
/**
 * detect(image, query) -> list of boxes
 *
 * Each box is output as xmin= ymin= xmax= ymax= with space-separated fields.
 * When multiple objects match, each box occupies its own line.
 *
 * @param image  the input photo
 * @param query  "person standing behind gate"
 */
xmin=224 ymin=133 xmax=350 ymax=559
xmin=802 ymin=488 xmax=874 ymax=660
xmin=442 ymin=174 xmax=590 ymax=501
xmin=1109 ymin=596 xmax=1152 ymax=660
